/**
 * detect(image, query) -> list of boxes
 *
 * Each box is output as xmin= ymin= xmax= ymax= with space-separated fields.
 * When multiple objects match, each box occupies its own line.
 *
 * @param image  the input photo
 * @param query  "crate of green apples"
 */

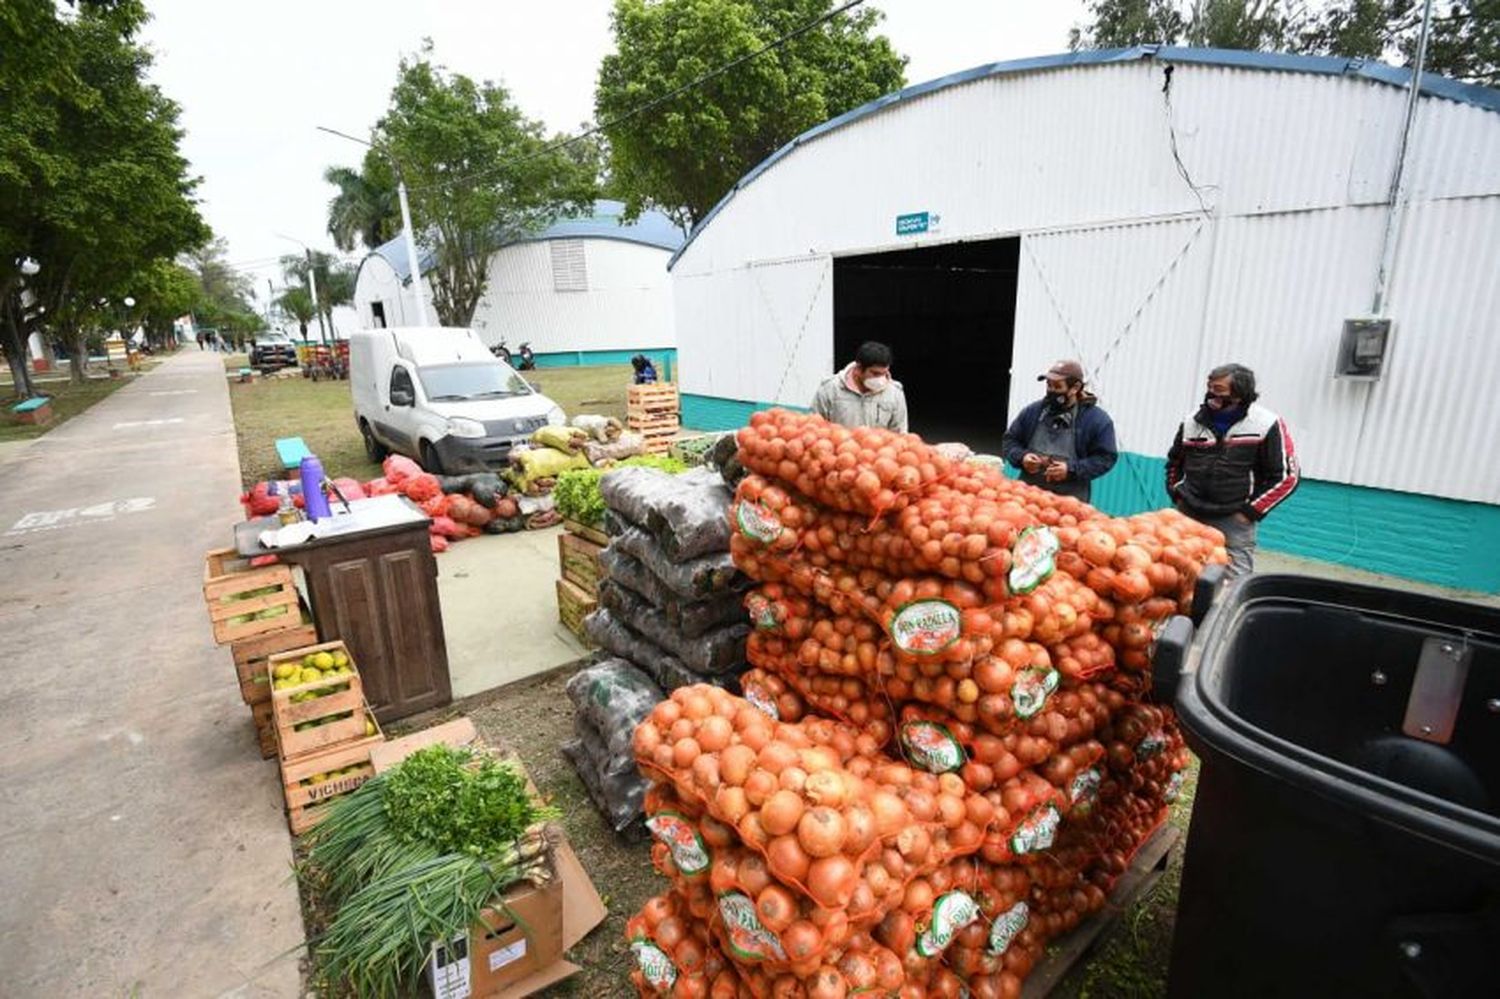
xmin=203 ymin=547 xmax=302 ymax=645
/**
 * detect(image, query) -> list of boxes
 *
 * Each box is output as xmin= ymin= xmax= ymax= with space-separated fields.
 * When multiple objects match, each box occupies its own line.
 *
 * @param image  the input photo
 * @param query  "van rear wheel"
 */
xmin=361 ymin=421 xmax=388 ymax=463
xmin=419 ymin=440 xmax=444 ymax=475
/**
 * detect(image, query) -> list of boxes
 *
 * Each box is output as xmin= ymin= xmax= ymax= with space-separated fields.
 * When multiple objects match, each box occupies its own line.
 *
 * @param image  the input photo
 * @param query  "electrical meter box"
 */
xmin=1335 ymin=317 xmax=1392 ymax=380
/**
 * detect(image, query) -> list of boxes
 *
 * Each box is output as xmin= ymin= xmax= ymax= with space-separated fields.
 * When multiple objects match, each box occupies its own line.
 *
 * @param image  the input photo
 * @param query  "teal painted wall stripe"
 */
xmin=681 ymin=395 xmax=1500 ymax=593
xmin=531 ymin=348 xmax=677 ymax=369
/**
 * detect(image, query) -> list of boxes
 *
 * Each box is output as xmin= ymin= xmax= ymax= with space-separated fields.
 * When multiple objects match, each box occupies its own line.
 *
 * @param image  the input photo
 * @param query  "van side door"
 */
xmin=379 ymin=362 xmax=421 ymax=454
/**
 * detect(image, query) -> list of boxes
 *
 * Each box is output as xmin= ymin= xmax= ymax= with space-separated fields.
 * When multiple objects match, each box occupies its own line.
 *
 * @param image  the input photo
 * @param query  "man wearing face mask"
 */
xmin=1002 ymin=359 xmax=1118 ymax=502
xmin=1166 ymin=363 xmax=1298 ymax=576
xmin=811 ymin=341 xmax=909 ymax=432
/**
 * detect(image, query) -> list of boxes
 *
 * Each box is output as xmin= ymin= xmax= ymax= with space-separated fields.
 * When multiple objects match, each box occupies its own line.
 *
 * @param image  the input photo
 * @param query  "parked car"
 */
xmin=349 ymin=326 xmax=566 ymax=473
xmin=251 ymin=331 xmax=298 ymax=370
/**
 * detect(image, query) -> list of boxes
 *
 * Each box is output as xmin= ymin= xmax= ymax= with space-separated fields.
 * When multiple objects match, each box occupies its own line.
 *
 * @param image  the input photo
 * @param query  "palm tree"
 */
xmin=277 ymin=286 xmax=315 ymax=339
xmin=324 ymin=156 xmax=399 ymax=252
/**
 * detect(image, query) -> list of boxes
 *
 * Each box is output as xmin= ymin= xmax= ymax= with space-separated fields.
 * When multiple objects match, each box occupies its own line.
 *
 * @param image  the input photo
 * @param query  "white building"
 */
xmin=668 ymin=47 xmax=1500 ymax=591
xmin=352 ymin=200 xmax=683 ymax=367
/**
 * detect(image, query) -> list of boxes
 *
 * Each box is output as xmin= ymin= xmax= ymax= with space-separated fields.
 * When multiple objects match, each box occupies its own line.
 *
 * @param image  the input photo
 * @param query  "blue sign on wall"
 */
xmin=896 ymin=211 xmax=931 ymax=236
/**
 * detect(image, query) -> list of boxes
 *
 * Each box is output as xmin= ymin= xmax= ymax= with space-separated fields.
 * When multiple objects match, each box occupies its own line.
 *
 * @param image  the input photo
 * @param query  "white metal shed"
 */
xmin=669 ymin=46 xmax=1500 ymax=590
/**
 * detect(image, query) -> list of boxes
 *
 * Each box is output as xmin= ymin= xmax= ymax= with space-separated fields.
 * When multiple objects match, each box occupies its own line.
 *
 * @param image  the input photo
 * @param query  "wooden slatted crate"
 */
xmin=556 ymin=578 xmax=597 ymax=645
xmin=267 ymin=640 xmax=370 ymax=761
xmin=250 ymin=700 xmax=277 ymax=759
xmin=558 ymin=532 xmax=605 ymax=598
xmin=627 ymin=384 xmax=680 ymax=442
xmin=563 ymin=519 xmax=610 ymax=547
xmin=230 ymin=623 xmax=319 ymax=706
xmin=278 ymin=718 xmax=383 ymax=834
xmin=203 ymin=548 xmax=302 ymax=645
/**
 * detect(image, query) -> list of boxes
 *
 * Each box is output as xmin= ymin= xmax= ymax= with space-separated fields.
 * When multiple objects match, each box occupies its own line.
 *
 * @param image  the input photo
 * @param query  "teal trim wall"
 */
xmin=531 ymin=348 xmax=676 ymax=370
xmin=683 ymin=394 xmax=1500 ymax=593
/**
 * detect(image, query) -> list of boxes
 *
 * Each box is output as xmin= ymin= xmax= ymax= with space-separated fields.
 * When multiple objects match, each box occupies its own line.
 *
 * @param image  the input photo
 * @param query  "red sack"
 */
xmin=366 ymin=477 xmax=399 ymax=497
xmin=447 ymin=494 xmax=493 ymax=528
xmin=431 ymin=516 xmax=465 ymax=539
xmin=403 ymin=474 xmax=441 ymax=503
xmin=331 ymin=477 xmax=367 ymax=502
xmin=457 ymin=523 xmax=483 ymax=539
xmin=241 ymin=482 xmax=281 ymax=518
xmin=429 ymin=532 xmax=450 ymax=553
xmin=383 ymin=454 xmax=422 ymax=485
xmin=420 ymin=494 xmax=451 ymax=518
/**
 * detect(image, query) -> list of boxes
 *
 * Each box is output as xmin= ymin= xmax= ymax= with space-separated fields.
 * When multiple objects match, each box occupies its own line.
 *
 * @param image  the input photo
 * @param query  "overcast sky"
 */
xmin=141 ymin=0 xmax=1088 ymax=311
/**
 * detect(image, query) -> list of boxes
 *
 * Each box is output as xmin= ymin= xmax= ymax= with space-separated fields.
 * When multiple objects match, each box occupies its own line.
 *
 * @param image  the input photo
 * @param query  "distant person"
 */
xmin=631 ymin=354 xmax=658 ymax=384
xmin=195 ymin=331 xmax=205 ymax=351
xmin=811 ymin=341 xmax=908 ymax=433
xmin=1002 ymin=359 xmax=1118 ymax=502
xmin=1166 ymin=363 xmax=1299 ymax=577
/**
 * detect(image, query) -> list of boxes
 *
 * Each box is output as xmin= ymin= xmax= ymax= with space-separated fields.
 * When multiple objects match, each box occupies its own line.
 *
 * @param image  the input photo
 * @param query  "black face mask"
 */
xmin=1046 ymin=391 xmax=1071 ymax=410
xmin=1203 ymin=392 xmax=1238 ymax=412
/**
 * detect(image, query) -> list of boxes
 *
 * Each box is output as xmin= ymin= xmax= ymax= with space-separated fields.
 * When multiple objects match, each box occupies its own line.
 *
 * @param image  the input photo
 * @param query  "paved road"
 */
xmin=0 ymin=352 xmax=302 ymax=996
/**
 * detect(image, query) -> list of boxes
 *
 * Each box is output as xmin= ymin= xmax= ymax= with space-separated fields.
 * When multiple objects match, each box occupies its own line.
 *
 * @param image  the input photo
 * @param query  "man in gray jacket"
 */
xmin=810 ymin=341 xmax=909 ymax=432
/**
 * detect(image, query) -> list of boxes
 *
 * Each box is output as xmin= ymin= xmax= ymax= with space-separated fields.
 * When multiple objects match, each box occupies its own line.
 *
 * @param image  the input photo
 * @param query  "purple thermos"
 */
xmin=299 ymin=455 xmax=332 ymax=521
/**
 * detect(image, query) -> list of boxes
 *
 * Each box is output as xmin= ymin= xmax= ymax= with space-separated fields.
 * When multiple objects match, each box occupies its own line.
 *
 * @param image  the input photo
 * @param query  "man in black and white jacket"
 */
xmin=1165 ymin=363 xmax=1298 ymax=576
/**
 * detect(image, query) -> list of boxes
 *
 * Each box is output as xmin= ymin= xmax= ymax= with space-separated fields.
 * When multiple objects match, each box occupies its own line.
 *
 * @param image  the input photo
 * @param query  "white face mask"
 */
xmin=862 ymin=375 xmax=889 ymax=393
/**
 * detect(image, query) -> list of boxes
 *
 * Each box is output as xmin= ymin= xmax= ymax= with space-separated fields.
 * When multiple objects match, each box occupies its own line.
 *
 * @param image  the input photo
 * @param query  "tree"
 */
xmin=277 ymin=286 xmax=315 ymax=339
xmin=1 ymin=0 xmax=207 ymax=385
xmin=595 ymin=0 xmax=907 ymax=230
xmin=281 ymin=251 xmax=356 ymax=339
xmin=324 ymin=150 xmax=400 ymax=253
xmin=372 ymin=45 xmax=599 ymax=327
xmin=129 ymin=259 xmax=200 ymax=349
xmin=1071 ymin=0 xmax=1500 ymax=86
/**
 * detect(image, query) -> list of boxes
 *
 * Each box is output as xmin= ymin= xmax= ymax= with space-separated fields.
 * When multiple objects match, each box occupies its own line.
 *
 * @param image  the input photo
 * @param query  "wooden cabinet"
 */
xmin=235 ymin=499 xmax=452 ymax=724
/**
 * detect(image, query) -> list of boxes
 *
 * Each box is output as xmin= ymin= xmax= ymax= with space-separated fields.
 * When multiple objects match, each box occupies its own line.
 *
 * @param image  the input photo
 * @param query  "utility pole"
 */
xmin=306 ymin=248 xmax=328 ymax=345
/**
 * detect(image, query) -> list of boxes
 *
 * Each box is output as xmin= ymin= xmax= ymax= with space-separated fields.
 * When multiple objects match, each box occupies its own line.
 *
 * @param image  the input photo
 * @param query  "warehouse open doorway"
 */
xmin=833 ymin=238 xmax=1019 ymax=453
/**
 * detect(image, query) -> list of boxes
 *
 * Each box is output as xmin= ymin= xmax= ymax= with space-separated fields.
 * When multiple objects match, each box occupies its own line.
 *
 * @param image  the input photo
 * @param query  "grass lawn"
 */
xmin=1 ymin=373 xmax=139 ymax=443
xmin=228 ymin=364 xmax=635 ymax=486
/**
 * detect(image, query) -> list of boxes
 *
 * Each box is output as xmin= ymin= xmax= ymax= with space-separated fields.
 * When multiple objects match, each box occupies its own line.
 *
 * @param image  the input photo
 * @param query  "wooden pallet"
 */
xmin=230 ymin=623 xmax=319 ymax=705
xmin=250 ymin=700 xmax=277 ymax=759
xmin=203 ymin=547 xmax=302 ymax=645
xmin=563 ymin=519 xmax=610 ymax=547
xmin=1021 ymin=824 xmax=1182 ymax=998
xmin=278 ymin=721 xmax=384 ymax=834
xmin=558 ymin=532 xmax=605 ymax=598
xmin=627 ymin=383 xmax=679 ymax=409
xmin=267 ymin=639 xmax=370 ymax=761
xmin=556 ymin=577 xmax=597 ymax=645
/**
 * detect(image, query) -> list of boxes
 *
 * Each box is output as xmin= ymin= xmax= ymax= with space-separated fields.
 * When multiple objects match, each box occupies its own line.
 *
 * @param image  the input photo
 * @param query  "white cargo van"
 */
xmin=349 ymin=327 xmax=566 ymax=473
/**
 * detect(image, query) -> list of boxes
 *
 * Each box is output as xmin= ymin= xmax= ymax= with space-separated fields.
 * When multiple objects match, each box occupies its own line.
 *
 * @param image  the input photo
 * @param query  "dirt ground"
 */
xmin=382 ymin=666 xmax=1200 ymax=999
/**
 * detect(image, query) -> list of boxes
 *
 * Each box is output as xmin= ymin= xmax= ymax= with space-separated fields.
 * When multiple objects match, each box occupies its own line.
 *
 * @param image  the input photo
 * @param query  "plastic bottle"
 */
xmin=299 ymin=455 xmax=332 ymax=521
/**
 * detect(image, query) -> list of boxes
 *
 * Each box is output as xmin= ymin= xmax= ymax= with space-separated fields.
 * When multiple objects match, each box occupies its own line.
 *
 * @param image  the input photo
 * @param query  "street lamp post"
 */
xmin=275 ymin=234 xmax=329 ymax=346
xmin=317 ymin=126 xmax=430 ymax=327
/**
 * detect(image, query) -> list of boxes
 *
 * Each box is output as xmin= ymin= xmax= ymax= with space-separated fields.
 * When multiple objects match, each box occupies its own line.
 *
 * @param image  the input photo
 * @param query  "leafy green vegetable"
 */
xmin=554 ymin=454 xmax=687 ymax=526
xmin=381 ymin=745 xmax=556 ymax=858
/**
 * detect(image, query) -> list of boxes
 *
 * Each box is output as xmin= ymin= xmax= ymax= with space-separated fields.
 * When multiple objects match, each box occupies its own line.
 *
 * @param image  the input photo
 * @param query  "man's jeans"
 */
xmin=1188 ymin=511 xmax=1258 ymax=577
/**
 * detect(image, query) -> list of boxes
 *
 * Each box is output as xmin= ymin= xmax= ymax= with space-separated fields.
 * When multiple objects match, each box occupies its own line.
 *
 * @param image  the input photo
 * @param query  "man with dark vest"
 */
xmin=1002 ymin=359 xmax=1118 ymax=503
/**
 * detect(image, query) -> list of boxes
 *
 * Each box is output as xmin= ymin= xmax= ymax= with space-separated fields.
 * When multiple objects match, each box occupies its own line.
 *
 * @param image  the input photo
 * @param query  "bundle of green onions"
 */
xmin=299 ymin=745 xmax=558 ymax=997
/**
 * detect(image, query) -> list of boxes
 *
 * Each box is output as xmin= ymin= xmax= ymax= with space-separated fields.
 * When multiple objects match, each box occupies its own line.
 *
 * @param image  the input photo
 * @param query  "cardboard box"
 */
xmin=380 ymin=719 xmax=607 ymax=998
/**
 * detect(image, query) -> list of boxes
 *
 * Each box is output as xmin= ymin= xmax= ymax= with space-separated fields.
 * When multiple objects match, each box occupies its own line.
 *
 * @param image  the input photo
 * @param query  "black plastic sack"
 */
xmin=600 ymin=548 xmax=747 ymax=638
xmin=582 ymin=609 xmax=737 ymax=692
xmin=596 ymin=580 xmax=748 ymax=676
xmin=610 ymin=524 xmax=741 ymax=599
xmin=561 ymin=735 xmax=646 ymax=832
xmin=599 ymin=467 xmax=732 ymax=563
xmin=565 ymin=658 xmax=663 ymax=763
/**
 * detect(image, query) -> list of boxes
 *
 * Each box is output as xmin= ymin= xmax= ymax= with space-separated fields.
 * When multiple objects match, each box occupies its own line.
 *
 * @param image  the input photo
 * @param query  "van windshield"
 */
xmin=417 ymin=363 xmax=532 ymax=402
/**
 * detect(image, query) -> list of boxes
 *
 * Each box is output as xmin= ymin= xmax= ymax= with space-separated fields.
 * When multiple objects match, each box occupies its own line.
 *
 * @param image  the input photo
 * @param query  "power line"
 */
xmin=400 ymin=0 xmax=867 ymax=197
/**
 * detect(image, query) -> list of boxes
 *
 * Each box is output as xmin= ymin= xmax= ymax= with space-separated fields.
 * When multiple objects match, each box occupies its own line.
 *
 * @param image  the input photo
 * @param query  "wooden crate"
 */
xmin=203 ymin=547 xmax=301 ymax=645
xmin=267 ymin=640 xmax=370 ymax=761
xmin=626 ymin=383 xmax=679 ymax=414
xmin=563 ymin=519 xmax=610 ymax=547
xmin=278 ymin=719 xmax=383 ymax=835
xmin=250 ymin=700 xmax=277 ymax=759
xmin=637 ymin=425 xmax=679 ymax=455
xmin=556 ymin=578 xmax=597 ymax=645
xmin=230 ymin=623 xmax=319 ymax=705
xmin=558 ymin=532 xmax=604 ymax=598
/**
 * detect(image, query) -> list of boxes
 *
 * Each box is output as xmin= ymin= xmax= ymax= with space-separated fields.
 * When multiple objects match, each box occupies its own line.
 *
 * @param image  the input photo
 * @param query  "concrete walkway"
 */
xmin=0 ymin=351 xmax=302 ymax=996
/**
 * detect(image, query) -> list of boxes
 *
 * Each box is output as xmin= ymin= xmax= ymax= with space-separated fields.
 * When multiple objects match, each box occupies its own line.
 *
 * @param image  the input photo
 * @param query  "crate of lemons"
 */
xmin=268 ymin=641 xmax=374 ymax=759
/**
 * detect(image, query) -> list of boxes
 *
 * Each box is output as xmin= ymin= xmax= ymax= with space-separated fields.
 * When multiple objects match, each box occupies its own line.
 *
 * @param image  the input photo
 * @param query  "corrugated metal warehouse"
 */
xmin=670 ymin=46 xmax=1500 ymax=592
xmin=353 ymin=200 xmax=683 ymax=366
